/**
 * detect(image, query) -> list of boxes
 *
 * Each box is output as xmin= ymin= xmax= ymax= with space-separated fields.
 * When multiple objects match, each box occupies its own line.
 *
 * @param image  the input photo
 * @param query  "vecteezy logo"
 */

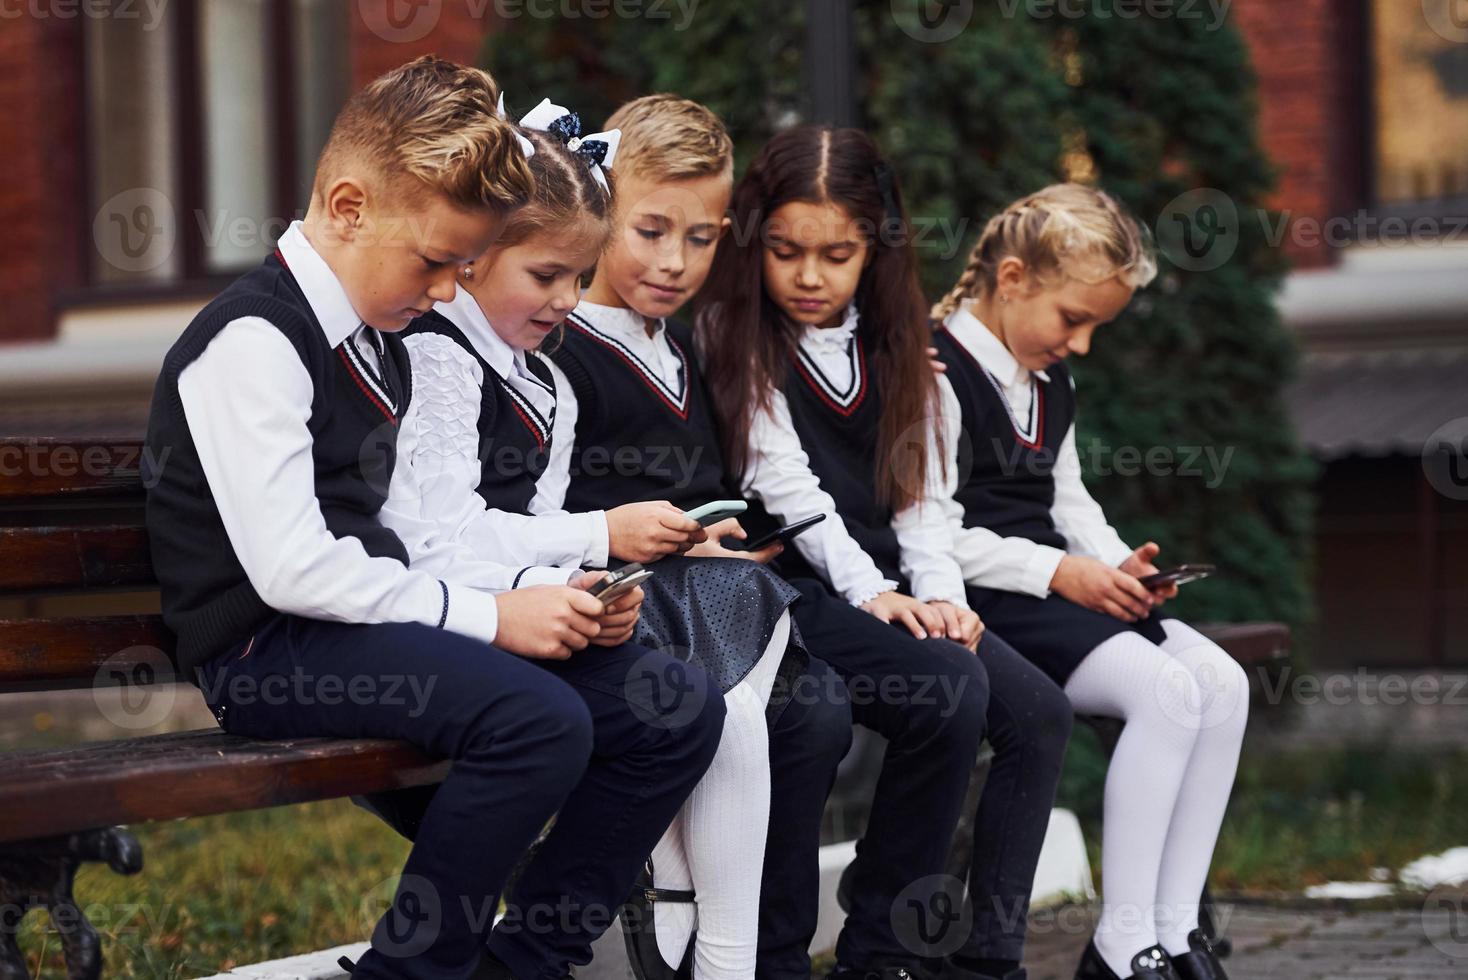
xmin=363 ymin=874 xmax=441 ymax=959
xmin=1424 ymin=885 xmax=1468 ymax=958
xmin=626 ymin=648 xmax=708 ymax=732
xmin=890 ymin=874 xmax=971 ymax=958
xmin=1156 ymin=188 xmax=1239 ymax=272
xmin=93 ymin=646 xmax=178 ymax=731
xmin=893 ymin=0 xmax=973 ymax=43
xmin=359 ymin=0 xmax=443 ymax=43
xmin=1424 ymin=418 xmax=1468 ymax=501
xmin=93 ymin=188 xmax=176 ymax=274
xmin=1423 ymin=0 xmax=1468 ymax=44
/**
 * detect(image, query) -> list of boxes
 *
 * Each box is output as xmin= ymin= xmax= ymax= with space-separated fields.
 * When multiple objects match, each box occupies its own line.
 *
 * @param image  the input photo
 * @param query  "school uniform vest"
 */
xmin=547 ymin=313 xmax=731 ymax=512
xmin=404 ymin=311 xmax=554 ymax=514
xmin=145 ymin=251 xmax=412 ymax=679
xmin=931 ymin=324 xmax=1076 ymax=550
xmin=762 ymin=324 xmax=905 ymax=586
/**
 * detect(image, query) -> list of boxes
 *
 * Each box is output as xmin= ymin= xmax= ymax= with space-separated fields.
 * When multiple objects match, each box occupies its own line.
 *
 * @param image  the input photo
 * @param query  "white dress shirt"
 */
xmin=381 ymin=286 xmax=609 ymax=574
xmin=936 ymin=302 xmax=1135 ymax=598
xmin=532 ymin=300 xmax=688 ymax=514
xmin=740 ymin=306 xmax=969 ymax=608
xmin=175 ymin=220 xmax=510 ymax=645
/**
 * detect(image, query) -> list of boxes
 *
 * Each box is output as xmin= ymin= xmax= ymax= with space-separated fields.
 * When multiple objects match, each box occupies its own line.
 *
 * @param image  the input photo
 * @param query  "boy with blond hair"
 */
xmin=144 ymin=60 xmax=725 ymax=980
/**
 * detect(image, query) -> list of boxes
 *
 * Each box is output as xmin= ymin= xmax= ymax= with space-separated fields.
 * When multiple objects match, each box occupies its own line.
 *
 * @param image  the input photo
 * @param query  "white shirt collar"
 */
xmin=575 ymin=299 xmax=666 ymax=340
xmin=800 ymin=304 xmax=860 ymax=349
xmin=945 ymin=301 xmax=1050 ymax=386
xmin=433 ymin=286 xmax=519 ymax=382
xmin=276 ymin=221 xmax=366 ymax=350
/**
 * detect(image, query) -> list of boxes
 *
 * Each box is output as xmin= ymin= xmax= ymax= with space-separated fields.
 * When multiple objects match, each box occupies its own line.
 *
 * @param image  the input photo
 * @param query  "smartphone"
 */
xmin=682 ymin=499 xmax=748 ymax=528
xmin=588 ymin=563 xmax=654 ymax=603
xmin=1139 ymin=564 xmax=1215 ymax=590
xmin=741 ymin=514 xmax=827 ymax=552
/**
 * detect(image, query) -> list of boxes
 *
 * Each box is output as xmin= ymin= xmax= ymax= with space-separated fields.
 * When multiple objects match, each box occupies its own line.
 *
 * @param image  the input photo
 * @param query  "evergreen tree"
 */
xmin=484 ymin=1 xmax=1315 ymax=631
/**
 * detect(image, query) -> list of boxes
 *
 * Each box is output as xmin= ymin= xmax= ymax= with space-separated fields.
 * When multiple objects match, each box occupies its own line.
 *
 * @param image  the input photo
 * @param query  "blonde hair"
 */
xmin=314 ymin=55 xmax=533 ymax=213
xmin=932 ymin=183 xmax=1157 ymax=321
xmin=495 ymin=129 xmax=616 ymax=251
xmin=602 ymin=94 xmax=734 ymax=183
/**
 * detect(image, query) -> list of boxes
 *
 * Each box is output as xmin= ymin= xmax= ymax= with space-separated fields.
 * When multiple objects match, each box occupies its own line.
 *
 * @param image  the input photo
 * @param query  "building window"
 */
xmin=1372 ymin=0 xmax=1468 ymax=207
xmin=83 ymin=0 xmax=349 ymax=290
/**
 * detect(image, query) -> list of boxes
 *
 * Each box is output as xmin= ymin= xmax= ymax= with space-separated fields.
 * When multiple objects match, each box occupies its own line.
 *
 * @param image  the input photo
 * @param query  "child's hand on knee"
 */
xmin=927 ymin=600 xmax=984 ymax=650
xmin=606 ymin=501 xmax=707 ymax=563
xmin=862 ymin=591 xmax=947 ymax=640
xmin=1050 ymin=555 xmax=1153 ymax=623
xmin=570 ymin=571 xmax=643 ymax=647
xmin=493 ymin=586 xmax=604 ymax=659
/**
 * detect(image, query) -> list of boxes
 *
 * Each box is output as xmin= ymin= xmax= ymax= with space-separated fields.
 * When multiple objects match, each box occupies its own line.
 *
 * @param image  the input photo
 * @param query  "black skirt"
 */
xmin=633 ymin=555 xmax=807 ymax=701
xmin=964 ymin=587 xmax=1168 ymax=686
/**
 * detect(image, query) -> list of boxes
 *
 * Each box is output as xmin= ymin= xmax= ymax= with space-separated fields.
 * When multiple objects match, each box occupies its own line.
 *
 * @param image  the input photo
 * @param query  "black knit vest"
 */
xmin=756 ymin=326 xmax=904 ymax=586
xmin=403 ymin=311 xmax=555 ymax=514
xmin=145 ymin=251 xmax=412 ymax=681
xmin=547 ymin=312 xmax=731 ymax=512
xmin=931 ymin=325 xmax=1076 ymax=550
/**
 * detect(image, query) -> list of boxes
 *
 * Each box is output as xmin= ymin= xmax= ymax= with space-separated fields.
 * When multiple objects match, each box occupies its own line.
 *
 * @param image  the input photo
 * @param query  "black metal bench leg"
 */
xmin=0 ymin=827 xmax=143 ymax=980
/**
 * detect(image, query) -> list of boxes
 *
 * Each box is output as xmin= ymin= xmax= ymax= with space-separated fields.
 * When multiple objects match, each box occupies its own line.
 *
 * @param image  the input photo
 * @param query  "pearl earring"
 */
xmin=462 ymin=266 xmax=474 ymax=281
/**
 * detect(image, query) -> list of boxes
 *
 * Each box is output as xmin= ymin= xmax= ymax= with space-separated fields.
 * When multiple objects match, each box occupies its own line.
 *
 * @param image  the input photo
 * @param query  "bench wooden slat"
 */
xmin=0 ymin=729 xmax=449 ymax=843
xmin=0 ymin=616 xmax=174 ymax=688
xmin=0 ymin=438 xmax=147 ymax=500
xmin=0 ymin=525 xmax=154 ymax=593
xmin=1196 ymin=622 xmax=1291 ymax=667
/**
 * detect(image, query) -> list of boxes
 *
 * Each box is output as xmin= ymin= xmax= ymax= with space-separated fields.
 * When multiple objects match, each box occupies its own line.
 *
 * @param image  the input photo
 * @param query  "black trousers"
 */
xmin=786 ymin=578 xmax=1073 ymax=968
xmin=198 ymin=613 xmax=726 ymax=980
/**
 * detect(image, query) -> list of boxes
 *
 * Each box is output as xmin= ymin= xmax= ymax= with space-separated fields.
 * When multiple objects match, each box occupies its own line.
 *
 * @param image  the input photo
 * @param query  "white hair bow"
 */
xmin=496 ymin=93 xmax=537 ymax=160
xmin=516 ymin=97 xmax=621 ymax=195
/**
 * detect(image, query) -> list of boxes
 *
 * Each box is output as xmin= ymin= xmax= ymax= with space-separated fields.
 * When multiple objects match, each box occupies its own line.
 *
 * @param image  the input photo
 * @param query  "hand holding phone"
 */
xmin=683 ymin=499 xmax=748 ymax=528
xmin=587 ymin=563 xmax=655 ymax=603
xmin=1138 ymin=564 xmax=1215 ymax=590
xmin=741 ymin=513 xmax=827 ymax=552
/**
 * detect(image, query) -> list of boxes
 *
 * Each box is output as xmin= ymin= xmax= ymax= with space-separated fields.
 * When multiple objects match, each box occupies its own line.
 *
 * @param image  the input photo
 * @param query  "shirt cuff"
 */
xmin=1022 ymin=546 xmax=1068 ymax=599
xmin=584 ymin=510 xmax=610 ymax=568
xmin=440 ymin=582 xmax=499 ymax=645
xmin=910 ymin=571 xmax=970 ymax=608
xmin=528 ymin=511 xmax=608 ymax=569
xmin=1102 ymin=539 xmax=1135 ymax=569
xmin=846 ymin=578 xmax=900 ymax=608
xmin=514 ymin=565 xmax=582 ymax=588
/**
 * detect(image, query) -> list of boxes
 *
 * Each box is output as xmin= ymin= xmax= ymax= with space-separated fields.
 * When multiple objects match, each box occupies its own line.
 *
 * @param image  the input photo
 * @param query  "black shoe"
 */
xmin=824 ymin=967 xmax=930 ymax=980
xmin=938 ymin=959 xmax=1027 ymax=980
xmin=1074 ymin=941 xmax=1178 ymax=980
xmin=1168 ymin=929 xmax=1229 ymax=980
xmin=338 ymin=949 xmax=520 ymax=979
xmin=619 ymin=860 xmax=696 ymax=980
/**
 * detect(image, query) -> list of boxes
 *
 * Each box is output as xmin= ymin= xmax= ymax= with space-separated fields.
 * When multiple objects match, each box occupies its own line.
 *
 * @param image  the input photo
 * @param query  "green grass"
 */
xmin=15 ymin=743 xmax=1468 ymax=977
xmin=1057 ymin=733 xmax=1468 ymax=894
xmin=17 ymin=800 xmax=410 ymax=979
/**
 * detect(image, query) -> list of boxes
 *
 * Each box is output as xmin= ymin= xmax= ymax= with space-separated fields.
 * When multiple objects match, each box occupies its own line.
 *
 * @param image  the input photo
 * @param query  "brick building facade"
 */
xmin=0 ymin=0 xmax=1461 ymax=664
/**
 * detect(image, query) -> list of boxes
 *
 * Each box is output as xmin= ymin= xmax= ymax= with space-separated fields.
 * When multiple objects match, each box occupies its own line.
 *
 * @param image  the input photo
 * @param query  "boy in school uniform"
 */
xmin=143 ymin=57 xmax=725 ymax=980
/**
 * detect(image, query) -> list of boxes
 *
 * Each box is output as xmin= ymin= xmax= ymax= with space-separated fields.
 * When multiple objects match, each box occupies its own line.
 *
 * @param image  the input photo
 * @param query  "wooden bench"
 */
xmin=0 ymin=436 xmax=1292 ymax=976
xmin=0 ymin=438 xmax=450 ymax=980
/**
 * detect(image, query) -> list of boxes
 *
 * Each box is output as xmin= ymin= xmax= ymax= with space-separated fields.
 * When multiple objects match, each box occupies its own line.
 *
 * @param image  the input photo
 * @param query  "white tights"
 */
xmin=647 ymin=610 xmax=790 ymax=979
xmin=1061 ymin=620 xmax=1249 ymax=974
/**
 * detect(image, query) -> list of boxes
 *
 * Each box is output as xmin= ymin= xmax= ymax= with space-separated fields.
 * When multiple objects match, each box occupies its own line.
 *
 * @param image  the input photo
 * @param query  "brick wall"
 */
xmin=1230 ymin=0 xmax=1367 ymax=269
xmin=0 ymin=17 xmax=84 ymax=343
xmin=350 ymin=0 xmax=494 ymax=89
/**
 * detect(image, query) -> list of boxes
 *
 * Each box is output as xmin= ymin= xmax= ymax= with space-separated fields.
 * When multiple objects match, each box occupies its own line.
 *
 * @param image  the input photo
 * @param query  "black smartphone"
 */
xmin=741 ymin=514 xmax=827 ymax=552
xmin=1139 ymin=564 xmax=1215 ymax=590
xmin=588 ymin=563 xmax=654 ymax=602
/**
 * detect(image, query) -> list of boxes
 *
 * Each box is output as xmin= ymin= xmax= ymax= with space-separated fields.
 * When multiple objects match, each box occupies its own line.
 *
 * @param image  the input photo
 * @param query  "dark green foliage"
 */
xmin=484 ymin=1 xmax=1314 ymax=628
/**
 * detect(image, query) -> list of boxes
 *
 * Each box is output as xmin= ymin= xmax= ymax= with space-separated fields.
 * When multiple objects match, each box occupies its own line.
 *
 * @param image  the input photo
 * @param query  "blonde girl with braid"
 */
xmin=929 ymin=183 xmax=1249 ymax=980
